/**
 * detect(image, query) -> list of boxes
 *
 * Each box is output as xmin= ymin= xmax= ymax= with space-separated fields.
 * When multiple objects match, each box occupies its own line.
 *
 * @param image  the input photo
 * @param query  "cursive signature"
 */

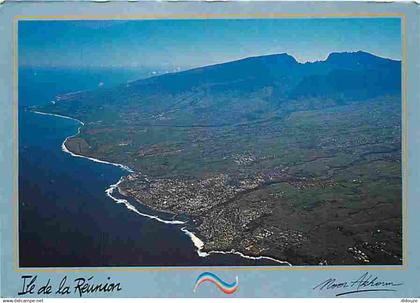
xmin=313 ymin=272 xmax=403 ymax=297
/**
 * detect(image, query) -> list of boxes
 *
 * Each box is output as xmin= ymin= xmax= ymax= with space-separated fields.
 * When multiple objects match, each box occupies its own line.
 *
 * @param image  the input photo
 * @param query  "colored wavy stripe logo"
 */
xmin=193 ymin=272 xmax=239 ymax=294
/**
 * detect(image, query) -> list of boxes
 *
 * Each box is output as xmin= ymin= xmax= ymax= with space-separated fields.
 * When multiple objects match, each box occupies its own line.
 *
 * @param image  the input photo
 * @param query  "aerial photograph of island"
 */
xmin=18 ymin=18 xmax=402 ymax=267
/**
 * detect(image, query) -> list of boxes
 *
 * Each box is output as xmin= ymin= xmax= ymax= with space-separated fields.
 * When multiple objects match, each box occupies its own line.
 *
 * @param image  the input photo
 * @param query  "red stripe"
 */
xmin=196 ymin=278 xmax=239 ymax=294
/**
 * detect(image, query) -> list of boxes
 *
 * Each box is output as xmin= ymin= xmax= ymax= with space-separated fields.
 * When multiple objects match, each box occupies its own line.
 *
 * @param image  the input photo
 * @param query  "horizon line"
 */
xmin=19 ymin=50 xmax=401 ymax=71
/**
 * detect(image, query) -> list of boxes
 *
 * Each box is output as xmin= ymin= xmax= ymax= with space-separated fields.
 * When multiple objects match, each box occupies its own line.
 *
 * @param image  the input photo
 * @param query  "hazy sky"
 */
xmin=19 ymin=18 xmax=401 ymax=69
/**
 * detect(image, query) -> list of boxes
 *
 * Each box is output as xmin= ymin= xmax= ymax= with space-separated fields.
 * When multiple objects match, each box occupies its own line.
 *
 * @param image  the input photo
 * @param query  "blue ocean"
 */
xmin=18 ymin=67 xmax=278 ymax=267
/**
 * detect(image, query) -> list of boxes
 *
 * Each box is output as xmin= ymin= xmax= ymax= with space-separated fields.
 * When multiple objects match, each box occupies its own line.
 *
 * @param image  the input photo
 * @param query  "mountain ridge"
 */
xmin=137 ymin=50 xmax=399 ymax=83
xmin=121 ymin=50 xmax=401 ymax=103
xmin=39 ymin=50 xmax=401 ymax=127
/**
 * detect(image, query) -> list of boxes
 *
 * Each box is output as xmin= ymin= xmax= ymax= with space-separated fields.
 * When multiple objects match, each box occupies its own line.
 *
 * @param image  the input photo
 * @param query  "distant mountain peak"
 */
xmin=247 ymin=52 xmax=297 ymax=63
xmin=205 ymin=52 xmax=298 ymax=69
xmin=326 ymin=50 xmax=398 ymax=63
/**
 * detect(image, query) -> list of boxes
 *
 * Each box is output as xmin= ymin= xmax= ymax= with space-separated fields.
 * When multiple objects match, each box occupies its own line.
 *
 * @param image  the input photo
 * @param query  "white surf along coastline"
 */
xmin=32 ymin=110 xmax=292 ymax=266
